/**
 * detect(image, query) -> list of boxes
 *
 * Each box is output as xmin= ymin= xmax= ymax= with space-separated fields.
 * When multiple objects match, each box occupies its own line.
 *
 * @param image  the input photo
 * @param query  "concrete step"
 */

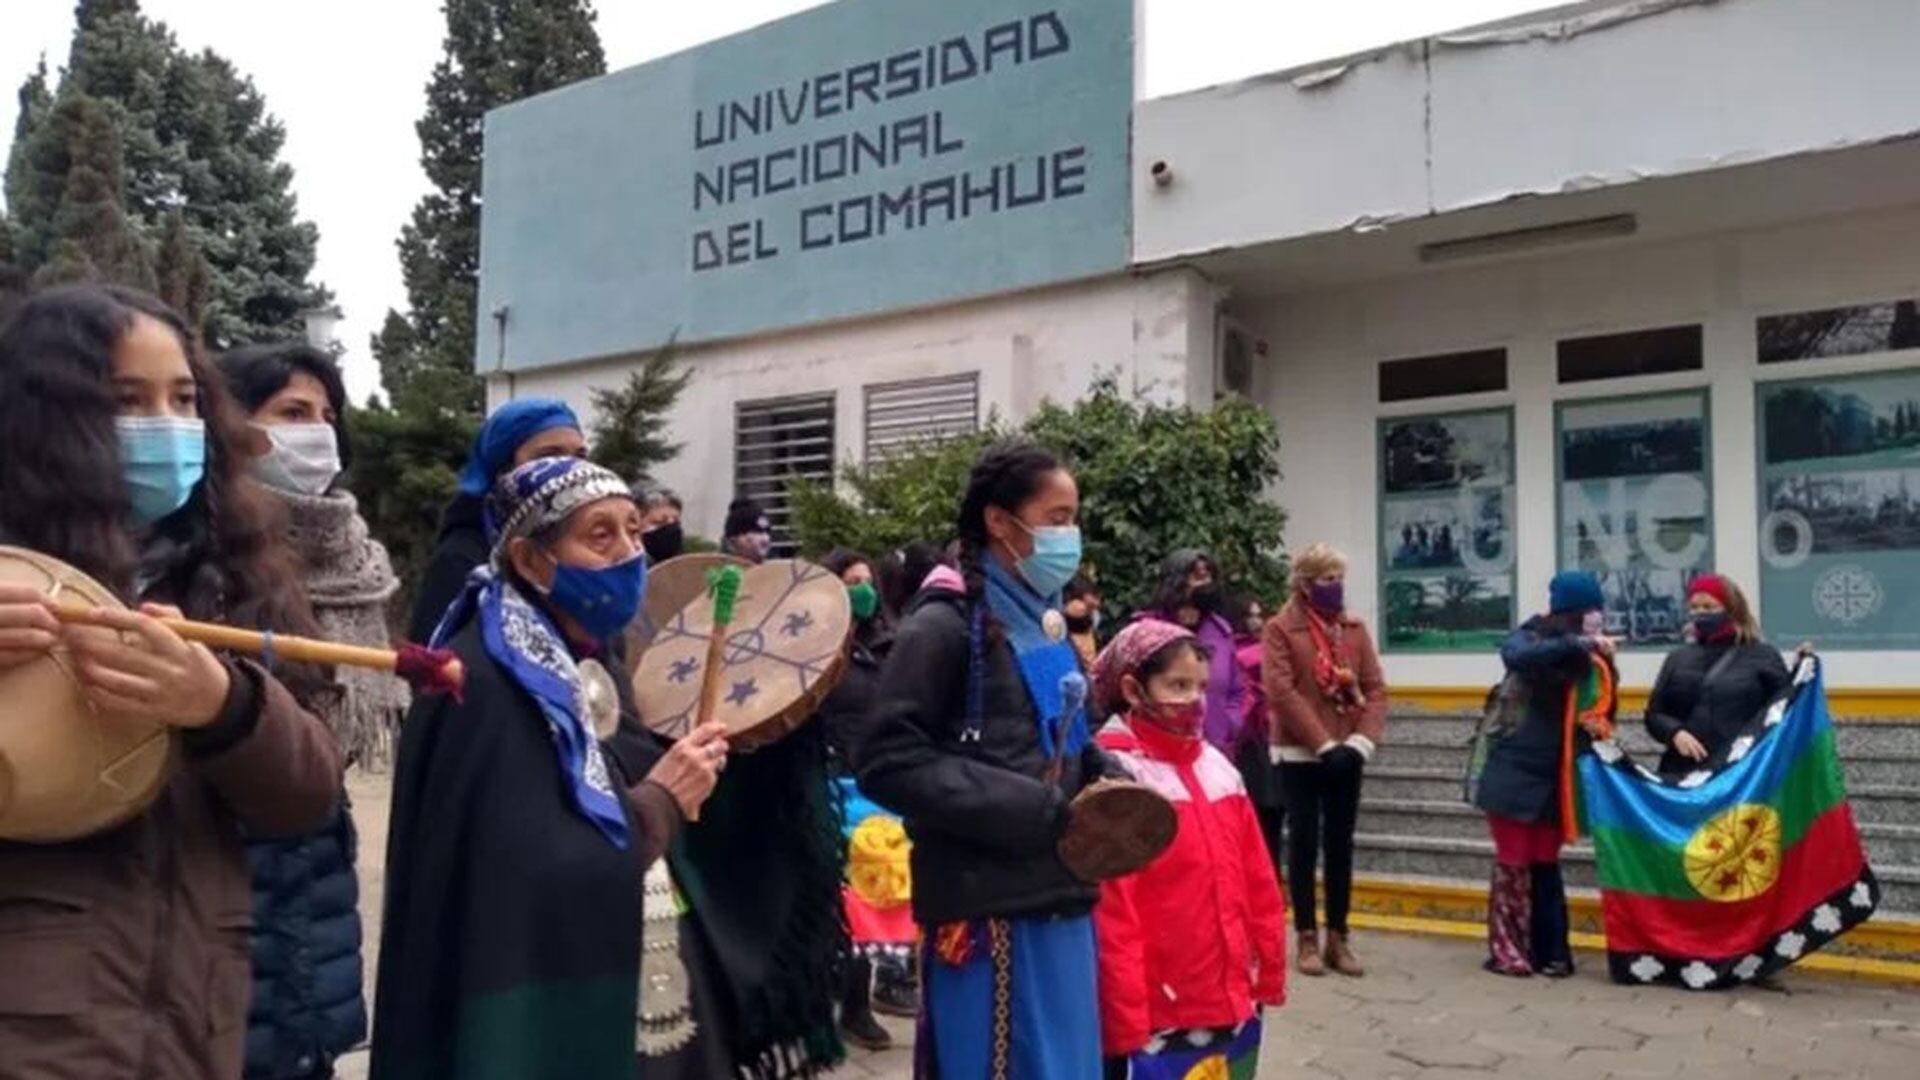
xmin=1374 ymin=731 xmax=1919 ymax=787
xmin=1359 ymin=797 xmax=1920 ymax=865
xmin=1350 ymin=831 xmax=1920 ymax=915
xmin=1382 ymin=712 xmax=1920 ymax=759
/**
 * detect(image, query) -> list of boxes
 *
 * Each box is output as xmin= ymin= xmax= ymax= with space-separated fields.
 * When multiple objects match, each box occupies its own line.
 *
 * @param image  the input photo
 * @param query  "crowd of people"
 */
xmin=0 ymin=282 xmax=1817 ymax=1078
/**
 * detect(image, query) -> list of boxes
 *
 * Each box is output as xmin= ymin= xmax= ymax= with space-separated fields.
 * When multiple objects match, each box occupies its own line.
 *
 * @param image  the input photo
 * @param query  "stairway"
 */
xmin=1354 ymin=708 xmax=1920 ymax=917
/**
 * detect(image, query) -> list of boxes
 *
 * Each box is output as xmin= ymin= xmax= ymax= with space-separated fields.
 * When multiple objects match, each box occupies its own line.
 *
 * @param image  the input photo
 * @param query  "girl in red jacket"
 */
xmin=1090 ymin=620 xmax=1288 ymax=1080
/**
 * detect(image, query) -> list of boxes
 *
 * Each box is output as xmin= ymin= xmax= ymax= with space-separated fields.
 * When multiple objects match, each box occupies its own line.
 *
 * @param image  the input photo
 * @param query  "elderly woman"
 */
xmin=1645 ymin=574 xmax=1790 ymax=776
xmin=371 ymin=458 xmax=726 ymax=1080
xmin=1263 ymin=543 xmax=1388 ymax=978
xmin=1475 ymin=571 xmax=1616 ymax=978
xmin=406 ymin=398 xmax=586 ymax=642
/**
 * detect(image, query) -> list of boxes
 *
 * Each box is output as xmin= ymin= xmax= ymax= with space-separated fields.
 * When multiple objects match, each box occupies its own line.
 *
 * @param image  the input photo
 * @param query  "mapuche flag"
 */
xmin=1577 ymin=657 xmax=1880 ymax=990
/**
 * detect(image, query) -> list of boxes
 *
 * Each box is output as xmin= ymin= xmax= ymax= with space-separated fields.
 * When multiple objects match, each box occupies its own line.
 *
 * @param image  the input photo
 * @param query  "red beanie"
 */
xmin=1687 ymin=574 xmax=1731 ymax=607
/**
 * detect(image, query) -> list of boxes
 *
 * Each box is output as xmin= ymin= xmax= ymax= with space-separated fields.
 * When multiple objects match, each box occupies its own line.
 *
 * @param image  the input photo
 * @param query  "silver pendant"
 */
xmin=578 ymin=658 xmax=620 ymax=739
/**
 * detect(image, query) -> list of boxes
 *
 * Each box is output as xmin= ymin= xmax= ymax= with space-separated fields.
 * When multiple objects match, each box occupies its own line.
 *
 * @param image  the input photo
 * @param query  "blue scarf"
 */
xmin=432 ymin=567 xmax=630 ymax=849
xmin=982 ymin=559 xmax=1089 ymax=759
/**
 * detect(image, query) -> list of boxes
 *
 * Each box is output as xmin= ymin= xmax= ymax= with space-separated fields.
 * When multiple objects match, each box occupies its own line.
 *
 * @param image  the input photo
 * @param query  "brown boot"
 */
xmin=1295 ymin=930 xmax=1326 ymax=976
xmin=1324 ymin=931 xmax=1365 ymax=977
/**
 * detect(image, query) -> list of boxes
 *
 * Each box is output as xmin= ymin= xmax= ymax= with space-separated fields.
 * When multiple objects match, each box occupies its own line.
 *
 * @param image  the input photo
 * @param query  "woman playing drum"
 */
xmin=372 ymin=458 xmax=726 ymax=1080
xmin=0 ymin=284 xmax=344 ymax=1079
xmin=855 ymin=440 xmax=1129 ymax=1080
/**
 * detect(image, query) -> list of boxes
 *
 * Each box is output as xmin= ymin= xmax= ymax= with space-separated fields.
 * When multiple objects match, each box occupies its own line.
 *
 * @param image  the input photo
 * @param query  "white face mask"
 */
xmin=253 ymin=422 xmax=342 ymax=496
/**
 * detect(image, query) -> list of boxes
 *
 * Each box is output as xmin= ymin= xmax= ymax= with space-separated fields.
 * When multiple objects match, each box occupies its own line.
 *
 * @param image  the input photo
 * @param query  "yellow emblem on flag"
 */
xmin=848 ymin=815 xmax=912 ymax=908
xmin=1683 ymin=803 xmax=1783 ymax=902
xmin=1180 ymin=1056 xmax=1230 ymax=1080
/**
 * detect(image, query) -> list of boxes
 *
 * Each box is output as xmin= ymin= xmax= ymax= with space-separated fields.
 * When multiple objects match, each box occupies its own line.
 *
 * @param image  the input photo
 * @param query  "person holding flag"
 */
xmin=1582 ymin=653 xmax=1881 ymax=989
xmin=1473 ymin=571 xmax=1617 ymax=978
xmin=1644 ymin=574 xmax=1791 ymax=776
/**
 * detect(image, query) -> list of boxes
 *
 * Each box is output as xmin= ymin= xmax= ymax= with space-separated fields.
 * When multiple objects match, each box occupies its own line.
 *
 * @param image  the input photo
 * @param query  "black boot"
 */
xmin=840 ymin=957 xmax=892 ymax=1051
xmin=1528 ymin=862 xmax=1575 ymax=977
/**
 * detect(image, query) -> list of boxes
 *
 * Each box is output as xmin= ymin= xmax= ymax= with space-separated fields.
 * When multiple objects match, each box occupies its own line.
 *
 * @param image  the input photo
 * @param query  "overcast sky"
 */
xmin=1 ymin=0 xmax=1543 ymax=402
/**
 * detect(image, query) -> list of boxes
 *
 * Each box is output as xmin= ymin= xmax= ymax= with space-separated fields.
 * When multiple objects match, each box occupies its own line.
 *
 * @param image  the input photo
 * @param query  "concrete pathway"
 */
xmin=338 ymin=769 xmax=1917 ymax=1079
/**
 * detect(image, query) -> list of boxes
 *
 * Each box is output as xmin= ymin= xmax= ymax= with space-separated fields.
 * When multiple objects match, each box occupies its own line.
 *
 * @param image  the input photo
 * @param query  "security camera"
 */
xmin=1149 ymin=160 xmax=1173 ymax=188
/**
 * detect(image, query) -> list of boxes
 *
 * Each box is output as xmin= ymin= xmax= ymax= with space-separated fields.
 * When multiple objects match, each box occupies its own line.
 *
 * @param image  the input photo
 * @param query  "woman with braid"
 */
xmin=855 ymin=441 xmax=1127 ymax=1079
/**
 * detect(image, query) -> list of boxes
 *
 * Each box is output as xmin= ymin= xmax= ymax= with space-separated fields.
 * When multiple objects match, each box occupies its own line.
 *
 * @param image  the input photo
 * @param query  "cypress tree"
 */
xmin=29 ymin=93 xmax=153 ymax=292
xmin=353 ymin=0 xmax=609 ymax=624
xmin=5 ymin=0 xmax=325 ymax=346
xmin=153 ymin=208 xmax=212 ymax=336
xmin=376 ymin=0 xmax=607 ymax=413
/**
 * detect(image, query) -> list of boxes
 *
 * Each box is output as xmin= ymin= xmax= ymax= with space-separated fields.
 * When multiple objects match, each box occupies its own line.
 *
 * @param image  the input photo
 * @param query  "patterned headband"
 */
xmin=489 ymin=457 xmax=634 ymax=562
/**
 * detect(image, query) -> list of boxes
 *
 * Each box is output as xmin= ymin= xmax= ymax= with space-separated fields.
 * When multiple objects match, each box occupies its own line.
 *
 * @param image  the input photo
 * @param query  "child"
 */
xmin=1090 ymin=620 xmax=1287 ymax=1080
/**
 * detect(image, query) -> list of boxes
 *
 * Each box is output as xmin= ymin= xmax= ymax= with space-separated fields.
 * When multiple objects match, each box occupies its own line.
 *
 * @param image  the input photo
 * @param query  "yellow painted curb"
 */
xmin=1341 ymin=878 xmax=1920 ymax=984
xmin=1391 ymin=685 xmax=1920 ymax=719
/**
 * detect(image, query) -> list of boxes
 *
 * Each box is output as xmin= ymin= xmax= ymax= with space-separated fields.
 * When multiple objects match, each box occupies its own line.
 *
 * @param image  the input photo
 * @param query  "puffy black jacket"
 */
xmin=853 ymin=588 xmax=1125 ymax=925
xmin=244 ymin=800 xmax=367 ymax=1078
xmin=1645 ymin=641 xmax=1791 ymax=776
xmin=1473 ymin=617 xmax=1610 ymax=825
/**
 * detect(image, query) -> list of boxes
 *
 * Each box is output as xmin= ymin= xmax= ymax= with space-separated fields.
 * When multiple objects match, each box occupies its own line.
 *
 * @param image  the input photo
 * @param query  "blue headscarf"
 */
xmin=432 ymin=456 xmax=637 ymax=848
xmin=456 ymin=397 xmax=582 ymax=497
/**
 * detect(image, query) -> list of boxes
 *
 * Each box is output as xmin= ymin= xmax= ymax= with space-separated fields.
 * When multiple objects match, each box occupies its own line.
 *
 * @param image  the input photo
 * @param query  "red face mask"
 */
xmin=1134 ymin=697 xmax=1204 ymax=739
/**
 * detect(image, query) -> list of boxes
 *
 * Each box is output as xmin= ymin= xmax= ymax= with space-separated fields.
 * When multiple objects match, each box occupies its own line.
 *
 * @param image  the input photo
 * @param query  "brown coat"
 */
xmin=1261 ymin=600 xmax=1390 ymax=761
xmin=0 ymin=659 xmax=343 ymax=1080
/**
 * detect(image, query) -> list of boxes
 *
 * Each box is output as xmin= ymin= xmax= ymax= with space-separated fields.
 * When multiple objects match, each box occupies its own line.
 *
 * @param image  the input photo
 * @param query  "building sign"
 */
xmin=476 ymin=0 xmax=1133 ymax=372
xmin=1378 ymin=409 xmax=1516 ymax=652
xmin=1556 ymin=392 xmax=1713 ymax=648
xmin=1757 ymin=369 xmax=1920 ymax=649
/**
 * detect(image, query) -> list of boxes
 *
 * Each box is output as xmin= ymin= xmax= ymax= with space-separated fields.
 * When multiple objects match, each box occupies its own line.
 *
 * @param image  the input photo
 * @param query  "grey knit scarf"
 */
xmin=280 ymin=488 xmax=408 ymax=768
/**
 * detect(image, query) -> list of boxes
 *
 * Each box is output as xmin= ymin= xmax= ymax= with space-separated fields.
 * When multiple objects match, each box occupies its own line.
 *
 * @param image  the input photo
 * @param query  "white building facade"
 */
xmin=484 ymin=0 xmax=1920 ymax=705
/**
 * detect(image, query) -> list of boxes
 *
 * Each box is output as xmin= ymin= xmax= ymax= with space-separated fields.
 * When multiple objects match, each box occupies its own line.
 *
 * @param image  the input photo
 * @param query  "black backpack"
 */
xmin=1463 ymin=673 xmax=1528 ymax=805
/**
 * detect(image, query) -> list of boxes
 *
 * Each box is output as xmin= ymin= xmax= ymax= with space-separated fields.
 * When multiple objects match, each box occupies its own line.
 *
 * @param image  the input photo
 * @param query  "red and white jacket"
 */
xmin=1093 ymin=717 xmax=1287 ymax=1057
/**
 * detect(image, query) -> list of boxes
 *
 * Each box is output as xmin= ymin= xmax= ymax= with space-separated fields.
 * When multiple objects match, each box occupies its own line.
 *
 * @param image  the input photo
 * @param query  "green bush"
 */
xmin=791 ymin=378 xmax=1287 ymax=616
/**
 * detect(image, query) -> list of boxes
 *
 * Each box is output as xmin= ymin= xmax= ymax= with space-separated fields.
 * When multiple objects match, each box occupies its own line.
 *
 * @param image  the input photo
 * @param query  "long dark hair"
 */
xmin=957 ymin=440 xmax=1066 ymax=640
xmin=0 ymin=285 xmax=317 ymax=640
xmin=878 ymin=540 xmax=950 ymax=621
xmin=215 ymin=341 xmax=353 ymax=469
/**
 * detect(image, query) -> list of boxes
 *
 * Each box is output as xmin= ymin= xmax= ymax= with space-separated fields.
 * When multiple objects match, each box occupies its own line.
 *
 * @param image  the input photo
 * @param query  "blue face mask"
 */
xmin=543 ymin=553 xmax=648 ymax=642
xmin=1014 ymin=522 xmax=1083 ymax=598
xmin=117 ymin=416 xmax=206 ymax=527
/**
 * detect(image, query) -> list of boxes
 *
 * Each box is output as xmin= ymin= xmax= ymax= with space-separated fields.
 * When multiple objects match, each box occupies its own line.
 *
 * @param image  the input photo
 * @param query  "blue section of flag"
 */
xmin=1579 ymin=661 xmax=1824 ymax=848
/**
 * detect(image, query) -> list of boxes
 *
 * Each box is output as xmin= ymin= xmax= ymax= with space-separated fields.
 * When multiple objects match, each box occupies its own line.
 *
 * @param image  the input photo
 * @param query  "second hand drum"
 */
xmin=633 ymin=558 xmax=852 ymax=752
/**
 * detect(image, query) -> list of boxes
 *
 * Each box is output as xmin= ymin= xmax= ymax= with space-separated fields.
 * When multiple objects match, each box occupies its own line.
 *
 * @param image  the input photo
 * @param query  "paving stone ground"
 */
xmin=337 ymin=769 xmax=1918 ymax=1080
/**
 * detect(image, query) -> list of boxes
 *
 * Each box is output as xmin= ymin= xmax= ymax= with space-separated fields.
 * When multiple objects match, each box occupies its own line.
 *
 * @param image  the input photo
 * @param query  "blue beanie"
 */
xmin=1548 ymin=570 xmax=1605 ymax=615
xmin=457 ymin=398 xmax=582 ymax=496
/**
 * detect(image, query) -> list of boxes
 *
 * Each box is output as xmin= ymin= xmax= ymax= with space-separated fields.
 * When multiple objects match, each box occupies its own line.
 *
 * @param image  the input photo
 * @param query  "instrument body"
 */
xmin=0 ymin=546 xmax=171 ymax=842
xmin=623 ymin=553 xmax=749 ymax=672
xmin=1057 ymin=777 xmax=1179 ymax=883
xmin=633 ymin=559 xmax=850 ymax=751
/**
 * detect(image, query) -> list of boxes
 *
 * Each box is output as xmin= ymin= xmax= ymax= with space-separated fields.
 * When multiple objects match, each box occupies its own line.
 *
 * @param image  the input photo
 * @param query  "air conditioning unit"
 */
xmin=1216 ymin=317 xmax=1263 ymax=400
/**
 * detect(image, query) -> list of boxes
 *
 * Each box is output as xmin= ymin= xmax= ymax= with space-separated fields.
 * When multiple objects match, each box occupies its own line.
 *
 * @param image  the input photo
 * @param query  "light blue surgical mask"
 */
xmin=117 ymin=416 xmax=206 ymax=527
xmin=1013 ymin=521 xmax=1083 ymax=598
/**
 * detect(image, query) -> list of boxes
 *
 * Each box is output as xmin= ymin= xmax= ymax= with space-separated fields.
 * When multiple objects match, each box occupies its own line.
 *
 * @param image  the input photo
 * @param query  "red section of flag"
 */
xmin=1600 ymin=805 xmax=1866 ymax=959
xmin=844 ymin=886 xmax=917 ymax=948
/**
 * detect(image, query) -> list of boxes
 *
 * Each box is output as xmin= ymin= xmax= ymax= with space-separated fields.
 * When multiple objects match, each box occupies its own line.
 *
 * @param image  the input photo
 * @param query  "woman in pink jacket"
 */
xmin=1091 ymin=620 xmax=1287 ymax=1080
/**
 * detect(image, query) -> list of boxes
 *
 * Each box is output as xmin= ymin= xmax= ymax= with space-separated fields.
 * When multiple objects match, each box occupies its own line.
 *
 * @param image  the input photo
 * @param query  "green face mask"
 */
xmin=847 ymin=581 xmax=879 ymax=621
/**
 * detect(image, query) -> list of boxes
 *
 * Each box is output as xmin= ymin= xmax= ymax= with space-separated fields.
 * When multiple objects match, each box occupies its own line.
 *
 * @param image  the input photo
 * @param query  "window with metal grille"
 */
xmin=863 ymin=373 xmax=980 ymax=461
xmin=734 ymin=393 xmax=836 ymax=556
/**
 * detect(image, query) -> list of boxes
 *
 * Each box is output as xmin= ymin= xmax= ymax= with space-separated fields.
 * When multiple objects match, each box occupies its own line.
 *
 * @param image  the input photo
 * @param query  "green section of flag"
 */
xmin=1590 ymin=729 xmax=1843 ymax=901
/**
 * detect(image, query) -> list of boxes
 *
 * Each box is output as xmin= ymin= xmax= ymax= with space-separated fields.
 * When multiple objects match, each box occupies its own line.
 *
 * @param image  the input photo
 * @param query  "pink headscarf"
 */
xmin=1090 ymin=618 xmax=1197 ymax=720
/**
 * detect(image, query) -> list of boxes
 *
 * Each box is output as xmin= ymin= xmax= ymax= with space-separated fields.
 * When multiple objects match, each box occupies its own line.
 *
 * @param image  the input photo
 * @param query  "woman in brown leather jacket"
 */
xmin=0 ymin=285 xmax=343 ymax=1080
